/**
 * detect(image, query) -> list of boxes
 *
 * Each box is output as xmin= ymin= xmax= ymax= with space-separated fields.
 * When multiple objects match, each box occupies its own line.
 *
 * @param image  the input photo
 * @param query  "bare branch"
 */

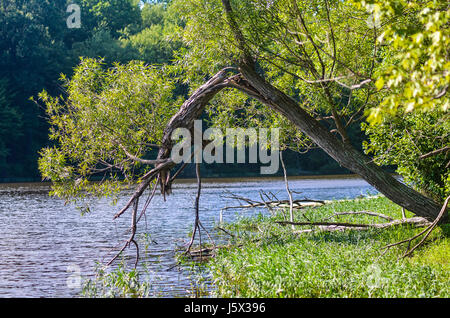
xmin=118 ymin=143 xmax=168 ymax=165
xmin=278 ymin=216 xmax=431 ymax=232
xmin=382 ymin=196 xmax=449 ymax=258
xmin=331 ymin=211 xmax=394 ymax=221
xmin=418 ymin=146 xmax=450 ymax=159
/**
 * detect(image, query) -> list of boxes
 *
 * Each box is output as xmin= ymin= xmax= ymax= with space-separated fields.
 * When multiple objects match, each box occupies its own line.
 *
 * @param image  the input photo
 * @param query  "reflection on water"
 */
xmin=0 ymin=175 xmax=377 ymax=297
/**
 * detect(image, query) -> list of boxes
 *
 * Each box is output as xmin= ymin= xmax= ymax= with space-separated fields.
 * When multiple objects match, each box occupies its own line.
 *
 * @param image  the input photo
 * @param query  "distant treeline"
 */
xmin=0 ymin=0 xmax=362 ymax=182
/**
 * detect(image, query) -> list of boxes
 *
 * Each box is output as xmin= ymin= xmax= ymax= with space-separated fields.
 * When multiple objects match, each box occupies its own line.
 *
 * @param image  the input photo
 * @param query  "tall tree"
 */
xmin=0 ymin=0 xmax=69 ymax=178
xmin=38 ymin=0 xmax=448 ymax=222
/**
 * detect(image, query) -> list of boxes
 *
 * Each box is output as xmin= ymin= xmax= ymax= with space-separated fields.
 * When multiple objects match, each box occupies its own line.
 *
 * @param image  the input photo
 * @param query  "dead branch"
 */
xmin=221 ymin=198 xmax=325 ymax=211
xmin=418 ymin=146 xmax=450 ymax=160
xmin=382 ymin=196 xmax=449 ymax=258
xmin=187 ymin=243 xmax=242 ymax=261
xmin=280 ymin=151 xmax=294 ymax=227
xmin=259 ymin=190 xmax=275 ymax=216
xmin=331 ymin=211 xmax=394 ymax=221
xmin=216 ymin=226 xmax=236 ymax=238
xmin=278 ymin=217 xmax=431 ymax=234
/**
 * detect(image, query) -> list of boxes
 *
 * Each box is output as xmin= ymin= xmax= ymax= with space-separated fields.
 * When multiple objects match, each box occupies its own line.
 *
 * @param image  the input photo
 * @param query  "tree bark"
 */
xmin=156 ymin=68 xmax=236 ymax=195
xmin=157 ymin=66 xmax=444 ymax=222
xmin=237 ymin=62 xmax=443 ymax=222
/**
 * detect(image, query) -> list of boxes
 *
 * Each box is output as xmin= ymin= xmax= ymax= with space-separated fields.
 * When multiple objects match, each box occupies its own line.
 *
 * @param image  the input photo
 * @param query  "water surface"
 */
xmin=0 ymin=175 xmax=377 ymax=297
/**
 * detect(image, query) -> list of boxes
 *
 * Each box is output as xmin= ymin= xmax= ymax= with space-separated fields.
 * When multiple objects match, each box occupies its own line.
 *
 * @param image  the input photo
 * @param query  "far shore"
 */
xmin=0 ymin=172 xmax=403 ymax=187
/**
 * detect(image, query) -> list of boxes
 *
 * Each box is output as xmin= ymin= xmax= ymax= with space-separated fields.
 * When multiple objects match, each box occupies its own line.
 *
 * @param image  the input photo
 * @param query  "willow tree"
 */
xmin=38 ymin=0 xmax=448 ymax=260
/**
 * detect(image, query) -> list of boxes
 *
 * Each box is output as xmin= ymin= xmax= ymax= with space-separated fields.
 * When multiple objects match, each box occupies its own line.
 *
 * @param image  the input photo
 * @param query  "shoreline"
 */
xmin=206 ymin=196 xmax=449 ymax=298
xmin=0 ymin=172 xmax=398 ymax=187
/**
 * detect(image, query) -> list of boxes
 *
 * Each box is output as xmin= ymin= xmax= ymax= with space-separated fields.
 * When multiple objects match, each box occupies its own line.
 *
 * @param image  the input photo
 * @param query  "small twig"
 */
xmin=259 ymin=190 xmax=275 ymax=216
xmin=116 ymin=142 xmax=167 ymax=165
xmin=137 ymin=175 xmax=160 ymax=224
xmin=216 ymin=226 xmax=235 ymax=238
xmin=418 ymin=146 xmax=450 ymax=160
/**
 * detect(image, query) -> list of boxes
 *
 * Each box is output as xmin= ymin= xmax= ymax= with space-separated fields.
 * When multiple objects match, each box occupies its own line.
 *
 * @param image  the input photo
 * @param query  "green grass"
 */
xmin=208 ymin=196 xmax=450 ymax=298
xmin=81 ymin=261 xmax=151 ymax=298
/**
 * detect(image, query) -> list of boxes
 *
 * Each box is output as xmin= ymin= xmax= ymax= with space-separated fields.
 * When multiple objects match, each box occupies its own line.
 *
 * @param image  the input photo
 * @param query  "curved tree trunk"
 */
xmin=154 ymin=65 xmax=443 ymax=222
xmin=217 ymin=0 xmax=444 ymax=221
xmin=237 ymin=63 xmax=443 ymax=222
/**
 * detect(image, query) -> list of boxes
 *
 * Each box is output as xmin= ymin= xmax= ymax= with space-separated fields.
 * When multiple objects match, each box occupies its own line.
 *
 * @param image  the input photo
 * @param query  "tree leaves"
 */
xmin=359 ymin=0 xmax=450 ymax=124
xmin=38 ymin=58 xmax=179 ymax=204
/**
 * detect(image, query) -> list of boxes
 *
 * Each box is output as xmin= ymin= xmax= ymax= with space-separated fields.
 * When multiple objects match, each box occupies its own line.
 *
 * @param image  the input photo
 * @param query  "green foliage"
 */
xmin=38 ymin=58 xmax=180 ymax=203
xmin=168 ymin=0 xmax=449 ymax=202
xmin=2 ymin=0 xmax=445 ymax=191
xmin=170 ymin=0 xmax=377 ymax=151
xmin=0 ymin=78 xmax=22 ymax=175
xmin=70 ymin=29 xmax=135 ymax=65
xmin=0 ymin=0 xmax=71 ymax=179
xmin=209 ymin=196 xmax=450 ymax=297
xmin=82 ymin=261 xmax=151 ymax=297
xmin=141 ymin=1 xmax=166 ymax=28
xmin=0 ymin=0 xmax=184 ymax=181
xmin=350 ymin=0 xmax=450 ymax=203
xmin=363 ymin=110 xmax=450 ymax=201
xmin=122 ymin=17 xmax=183 ymax=64
xmin=79 ymin=0 xmax=142 ymax=37
xmin=355 ymin=0 xmax=449 ymax=123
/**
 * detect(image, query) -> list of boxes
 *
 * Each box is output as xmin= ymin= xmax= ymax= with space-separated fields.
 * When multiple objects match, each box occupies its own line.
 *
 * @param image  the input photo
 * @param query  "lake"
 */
xmin=0 ymin=175 xmax=377 ymax=297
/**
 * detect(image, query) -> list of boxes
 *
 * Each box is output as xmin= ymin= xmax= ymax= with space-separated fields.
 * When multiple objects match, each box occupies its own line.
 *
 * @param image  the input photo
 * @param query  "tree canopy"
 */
xmin=360 ymin=0 xmax=449 ymax=123
xmin=32 ymin=0 xmax=449 ymax=224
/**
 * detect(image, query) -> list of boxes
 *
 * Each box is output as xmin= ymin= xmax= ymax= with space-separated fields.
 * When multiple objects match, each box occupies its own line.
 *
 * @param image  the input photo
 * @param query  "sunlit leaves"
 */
xmin=358 ymin=0 xmax=450 ymax=124
xmin=170 ymin=0 xmax=379 ymax=151
xmin=363 ymin=110 xmax=450 ymax=201
xmin=38 ymin=58 xmax=179 ymax=205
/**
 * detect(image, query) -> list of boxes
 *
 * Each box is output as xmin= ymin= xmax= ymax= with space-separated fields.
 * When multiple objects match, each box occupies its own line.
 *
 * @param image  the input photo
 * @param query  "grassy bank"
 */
xmin=208 ymin=196 xmax=449 ymax=297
